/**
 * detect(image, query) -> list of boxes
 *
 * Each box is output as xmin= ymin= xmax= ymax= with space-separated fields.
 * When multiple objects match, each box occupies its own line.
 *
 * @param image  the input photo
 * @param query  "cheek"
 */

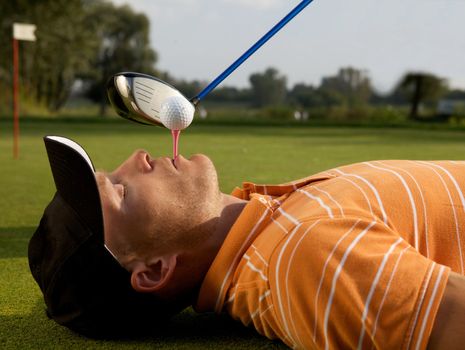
xmin=101 ymin=199 xmax=117 ymax=248
xmin=103 ymin=216 xmax=128 ymax=259
xmin=193 ymin=167 xmax=220 ymax=203
xmin=170 ymin=176 xmax=219 ymax=225
xmin=126 ymin=191 xmax=159 ymax=236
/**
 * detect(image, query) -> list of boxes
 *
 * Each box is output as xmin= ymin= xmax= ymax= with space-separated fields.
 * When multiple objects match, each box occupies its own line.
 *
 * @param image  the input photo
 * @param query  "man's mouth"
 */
xmin=172 ymin=155 xmax=183 ymax=170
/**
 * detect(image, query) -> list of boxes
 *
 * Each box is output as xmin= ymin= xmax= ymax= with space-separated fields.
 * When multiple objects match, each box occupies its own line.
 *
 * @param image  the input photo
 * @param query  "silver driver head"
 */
xmin=106 ymin=72 xmax=192 ymax=127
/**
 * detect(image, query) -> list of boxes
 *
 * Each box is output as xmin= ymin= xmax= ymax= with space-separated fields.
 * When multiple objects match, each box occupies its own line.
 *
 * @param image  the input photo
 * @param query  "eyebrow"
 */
xmin=96 ymin=169 xmax=109 ymax=177
xmin=95 ymin=171 xmax=110 ymax=187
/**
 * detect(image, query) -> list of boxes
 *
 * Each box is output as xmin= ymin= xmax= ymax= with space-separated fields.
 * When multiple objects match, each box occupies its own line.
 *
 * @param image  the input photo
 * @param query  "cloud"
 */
xmin=222 ymin=0 xmax=283 ymax=10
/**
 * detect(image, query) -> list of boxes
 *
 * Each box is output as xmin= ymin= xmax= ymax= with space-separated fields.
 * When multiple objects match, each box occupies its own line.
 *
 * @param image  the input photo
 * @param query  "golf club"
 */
xmin=107 ymin=0 xmax=314 ymax=129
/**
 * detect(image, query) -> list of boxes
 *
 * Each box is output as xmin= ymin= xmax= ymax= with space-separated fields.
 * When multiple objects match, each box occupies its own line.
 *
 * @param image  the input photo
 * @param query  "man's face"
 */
xmin=96 ymin=151 xmax=222 ymax=264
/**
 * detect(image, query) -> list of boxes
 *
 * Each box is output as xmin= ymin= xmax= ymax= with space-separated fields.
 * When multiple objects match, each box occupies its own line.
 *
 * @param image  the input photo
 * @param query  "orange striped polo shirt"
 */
xmin=194 ymin=160 xmax=465 ymax=349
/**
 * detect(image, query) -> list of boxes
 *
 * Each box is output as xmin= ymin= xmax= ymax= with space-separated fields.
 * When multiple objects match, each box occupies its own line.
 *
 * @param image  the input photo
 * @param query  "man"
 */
xmin=29 ymin=135 xmax=465 ymax=349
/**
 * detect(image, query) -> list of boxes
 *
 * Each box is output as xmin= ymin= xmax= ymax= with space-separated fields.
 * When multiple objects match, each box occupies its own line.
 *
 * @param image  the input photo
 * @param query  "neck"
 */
xmin=165 ymin=193 xmax=247 ymax=303
xmin=191 ymin=193 xmax=247 ymax=276
xmin=210 ymin=193 xmax=248 ymax=253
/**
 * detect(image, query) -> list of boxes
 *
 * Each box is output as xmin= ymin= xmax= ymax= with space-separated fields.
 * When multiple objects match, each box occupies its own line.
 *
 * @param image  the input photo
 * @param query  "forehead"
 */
xmin=94 ymin=172 xmax=125 ymax=260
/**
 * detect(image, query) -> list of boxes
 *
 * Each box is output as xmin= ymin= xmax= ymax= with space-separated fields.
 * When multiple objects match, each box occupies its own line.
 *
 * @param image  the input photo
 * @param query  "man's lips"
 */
xmin=155 ymin=155 xmax=181 ymax=170
xmin=142 ymin=151 xmax=193 ymax=171
xmin=173 ymin=154 xmax=185 ymax=169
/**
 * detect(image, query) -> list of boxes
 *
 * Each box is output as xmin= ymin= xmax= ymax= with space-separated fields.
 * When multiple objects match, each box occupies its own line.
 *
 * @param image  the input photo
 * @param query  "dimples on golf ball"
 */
xmin=160 ymin=95 xmax=195 ymax=130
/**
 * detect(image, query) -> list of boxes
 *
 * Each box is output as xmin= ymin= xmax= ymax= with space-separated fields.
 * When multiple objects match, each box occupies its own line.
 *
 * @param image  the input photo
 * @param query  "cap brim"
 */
xmin=43 ymin=136 xmax=102 ymax=238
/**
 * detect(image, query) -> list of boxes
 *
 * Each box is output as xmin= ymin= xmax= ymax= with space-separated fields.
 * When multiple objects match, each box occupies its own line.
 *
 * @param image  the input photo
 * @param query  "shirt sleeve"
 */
xmin=268 ymin=217 xmax=450 ymax=350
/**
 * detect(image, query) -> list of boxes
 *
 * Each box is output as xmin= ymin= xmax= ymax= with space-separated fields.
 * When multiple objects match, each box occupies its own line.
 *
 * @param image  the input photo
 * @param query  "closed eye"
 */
xmin=114 ymin=183 xmax=126 ymax=199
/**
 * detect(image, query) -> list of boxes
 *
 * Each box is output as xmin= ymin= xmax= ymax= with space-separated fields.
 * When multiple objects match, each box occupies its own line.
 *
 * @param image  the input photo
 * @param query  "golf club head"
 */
xmin=106 ymin=72 xmax=191 ymax=127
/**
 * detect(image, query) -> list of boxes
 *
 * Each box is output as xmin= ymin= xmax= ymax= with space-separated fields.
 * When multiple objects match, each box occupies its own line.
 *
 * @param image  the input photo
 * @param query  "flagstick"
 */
xmin=12 ymin=38 xmax=19 ymax=159
xmin=12 ymin=23 xmax=37 ymax=159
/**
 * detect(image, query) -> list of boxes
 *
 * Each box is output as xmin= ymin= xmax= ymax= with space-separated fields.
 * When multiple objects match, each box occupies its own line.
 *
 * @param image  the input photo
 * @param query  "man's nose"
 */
xmin=114 ymin=150 xmax=151 ymax=176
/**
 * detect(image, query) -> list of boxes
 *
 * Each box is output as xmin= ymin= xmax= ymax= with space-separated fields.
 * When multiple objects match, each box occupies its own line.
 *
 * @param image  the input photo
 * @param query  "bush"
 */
xmin=261 ymin=106 xmax=294 ymax=120
xmin=367 ymin=106 xmax=408 ymax=124
xmin=448 ymin=109 xmax=465 ymax=127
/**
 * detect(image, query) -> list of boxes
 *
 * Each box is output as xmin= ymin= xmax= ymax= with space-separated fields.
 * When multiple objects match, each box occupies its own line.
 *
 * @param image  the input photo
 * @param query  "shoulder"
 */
xmin=267 ymin=216 xmax=392 ymax=285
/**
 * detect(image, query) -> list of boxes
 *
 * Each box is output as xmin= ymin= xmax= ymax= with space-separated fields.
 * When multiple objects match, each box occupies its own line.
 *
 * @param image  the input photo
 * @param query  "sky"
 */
xmin=112 ymin=0 xmax=465 ymax=94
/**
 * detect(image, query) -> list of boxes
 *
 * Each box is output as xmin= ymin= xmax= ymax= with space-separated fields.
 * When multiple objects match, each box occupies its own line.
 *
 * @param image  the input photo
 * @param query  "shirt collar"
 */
xmin=194 ymin=174 xmax=333 ymax=313
xmin=194 ymin=193 xmax=273 ymax=313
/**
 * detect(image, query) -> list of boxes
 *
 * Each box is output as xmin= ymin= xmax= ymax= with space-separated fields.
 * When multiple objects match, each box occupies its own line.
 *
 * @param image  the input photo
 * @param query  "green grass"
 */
xmin=2 ymin=118 xmax=465 ymax=349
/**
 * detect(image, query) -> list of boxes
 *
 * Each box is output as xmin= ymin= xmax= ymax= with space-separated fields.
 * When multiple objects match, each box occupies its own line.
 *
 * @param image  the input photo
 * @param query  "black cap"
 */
xmin=28 ymin=136 xmax=177 ymax=338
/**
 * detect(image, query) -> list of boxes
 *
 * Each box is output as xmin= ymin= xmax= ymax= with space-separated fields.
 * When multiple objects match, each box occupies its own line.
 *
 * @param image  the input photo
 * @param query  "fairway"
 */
xmin=2 ymin=119 xmax=465 ymax=349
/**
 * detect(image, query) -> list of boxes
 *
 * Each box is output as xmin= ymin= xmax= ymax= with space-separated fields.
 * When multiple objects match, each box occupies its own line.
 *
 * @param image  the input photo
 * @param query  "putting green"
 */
xmin=1 ymin=118 xmax=465 ymax=349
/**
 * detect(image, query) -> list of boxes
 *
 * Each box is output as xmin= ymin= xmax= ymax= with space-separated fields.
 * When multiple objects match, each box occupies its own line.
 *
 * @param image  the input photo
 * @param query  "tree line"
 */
xmin=1 ymin=0 xmax=157 ymax=113
xmin=205 ymin=67 xmax=465 ymax=120
xmin=1 ymin=0 xmax=464 ymax=120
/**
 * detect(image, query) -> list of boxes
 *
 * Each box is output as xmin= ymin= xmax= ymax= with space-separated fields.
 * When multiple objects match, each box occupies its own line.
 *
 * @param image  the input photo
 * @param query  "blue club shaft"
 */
xmin=192 ymin=0 xmax=314 ymax=104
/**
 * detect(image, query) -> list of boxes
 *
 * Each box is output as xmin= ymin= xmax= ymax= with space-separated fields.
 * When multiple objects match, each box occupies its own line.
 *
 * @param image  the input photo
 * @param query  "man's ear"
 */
xmin=130 ymin=255 xmax=177 ymax=293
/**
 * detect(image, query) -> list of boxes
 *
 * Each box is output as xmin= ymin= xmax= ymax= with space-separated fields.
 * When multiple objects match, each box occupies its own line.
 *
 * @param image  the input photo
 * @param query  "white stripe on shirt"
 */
xmin=357 ymin=237 xmax=403 ymax=349
xmin=272 ymin=216 xmax=288 ymax=234
xmin=377 ymin=161 xmax=430 ymax=257
xmin=314 ymin=186 xmax=345 ymax=217
xmin=278 ymin=207 xmax=300 ymax=226
xmin=298 ymin=189 xmax=334 ymax=218
xmin=415 ymin=265 xmax=446 ymax=350
xmin=323 ymin=220 xmax=377 ymax=350
xmin=370 ymin=246 xmax=410 ymax=347
xmin=405 ymin=263 xmax=435 ymax=350
xmin=413 ymin=161 xmax=464 ymax=274
xmin=333 ymin=169 xmax=388 ymax=225
xmin=275 ymin=222 xmax=321 ymax=349
xmin=364 ymin=162 xmax=419 ymax=249
xmin=313 ymin=219 xmax=361 ymax=341
xmin=337 ymin=176 xmax=375 ymax=217
xmin=215 ymin=208 xmax=270 ymax=312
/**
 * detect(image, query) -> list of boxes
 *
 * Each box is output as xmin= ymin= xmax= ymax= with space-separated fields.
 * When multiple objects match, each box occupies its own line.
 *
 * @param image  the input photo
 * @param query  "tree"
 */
xmin=319 ymin=67 xmax=373 ymax=107
xmin=81 ymin=2 xmax=158 ymax=115
xmin=444 ymin=89 xmax=465 ymax=101
xmin=1 ymin=0 xmax=98 ymax=111
xmin=0 ymin=0 xmax=158 ymax=113
xmin=289 ymin=83 xmax=325 ymax=108
xmin=396 ymin=72 xmax=448 ymax=119
xmin=287 ymin=81 xmax=347 ymax=110
xmin=209 ymin=86 xmax=252 ymax=104
xmin=249 ymin=67 xmax=287 ymax=107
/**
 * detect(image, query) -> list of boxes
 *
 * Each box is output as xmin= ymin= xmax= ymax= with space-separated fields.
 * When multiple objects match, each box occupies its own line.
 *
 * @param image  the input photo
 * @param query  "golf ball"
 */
xmin=160 ymin=95 xmax=195 ymax=130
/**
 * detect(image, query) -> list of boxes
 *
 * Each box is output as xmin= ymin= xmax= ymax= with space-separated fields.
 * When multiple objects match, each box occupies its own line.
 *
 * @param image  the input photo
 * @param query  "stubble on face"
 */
xmin=152 ymin=155 xmax=223 ymax=253
xmin=97 ymin=153 xmax=224 ymax=263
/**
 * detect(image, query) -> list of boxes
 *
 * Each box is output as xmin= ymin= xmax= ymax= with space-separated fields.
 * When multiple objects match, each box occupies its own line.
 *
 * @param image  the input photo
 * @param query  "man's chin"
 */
xmin=175 ymin=154 xmax=217 ymax=174
xmin=190 ymin=154 xmax=219 ymax=183
xmin=189 ymin=154 xmax=210 ymax=162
